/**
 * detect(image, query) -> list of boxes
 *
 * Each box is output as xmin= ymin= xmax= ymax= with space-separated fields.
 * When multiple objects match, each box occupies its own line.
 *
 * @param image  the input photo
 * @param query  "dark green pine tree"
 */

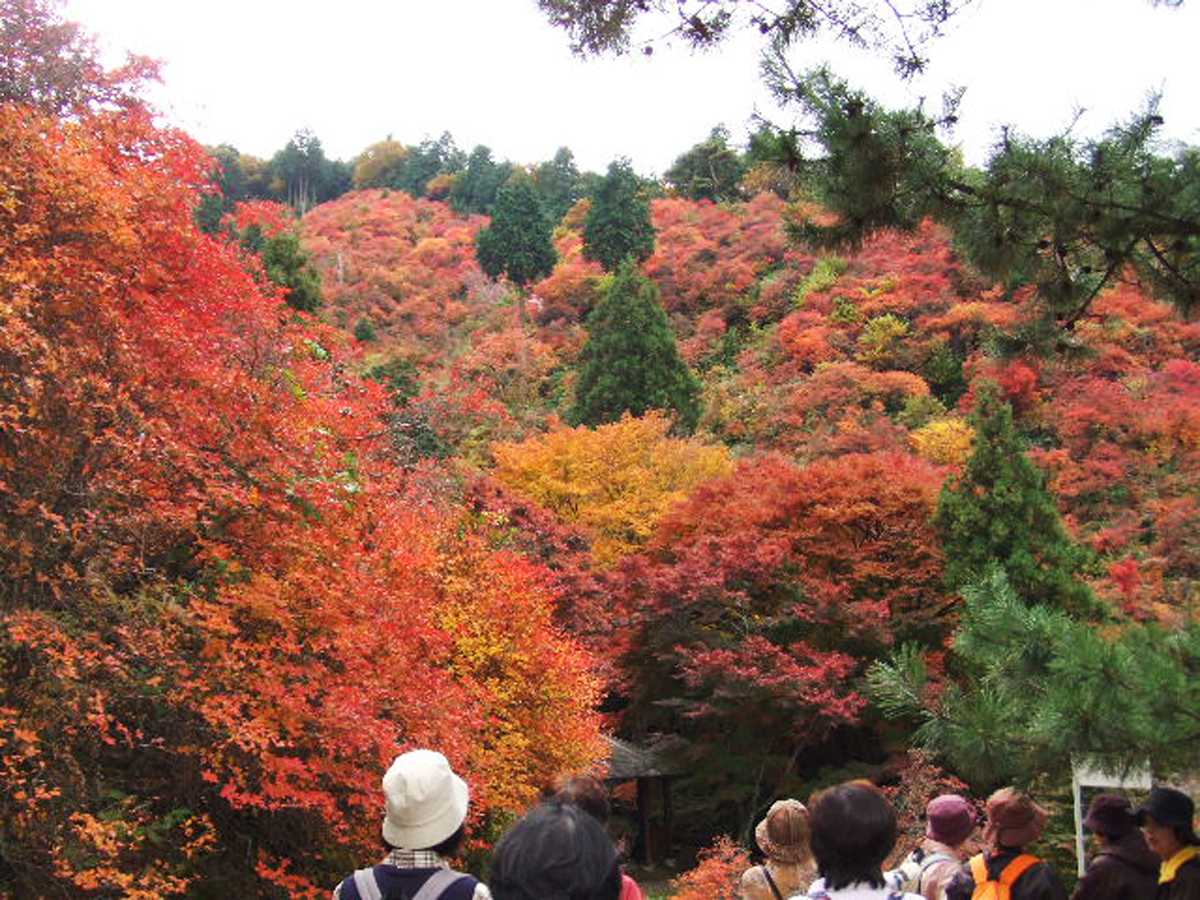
xmin=570 ymin=260 xmax=701 ymax=431
xmin=763 ymin=63 xmax=1200 ymax=328
xmin=582 ymin=158 xmax=656 ymax=272
xmin=934 ymin=382 xmax=1098 ymax=616
xmin=869 ymin=568 xmax=1200 ymax=787
xmin=474 ymin=177 xmax=557 ymax=322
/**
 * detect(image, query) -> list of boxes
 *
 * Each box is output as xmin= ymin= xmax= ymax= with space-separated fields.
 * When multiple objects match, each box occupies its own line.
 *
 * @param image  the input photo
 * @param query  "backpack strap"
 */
xmin=916 ymin=851 xmax=955 ymax=892
xmin=353 ymin=868 xmax=384 ymax=900
xmin=760 ymin=865 xmax=785 ymax=900
xmin=921 ymin=852 xmax=953 ymax=872
xmin=969 ymin=854 xmax=988 ymax=886
xmin=411 ymin=868 xmax=468 ymax=900
xmin=998 ymin=855 xmax=1040 ymax=887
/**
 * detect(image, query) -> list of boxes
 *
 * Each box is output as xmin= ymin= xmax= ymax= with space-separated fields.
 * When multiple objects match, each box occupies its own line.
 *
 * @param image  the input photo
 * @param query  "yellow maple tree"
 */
xmin=910 ymin=418 xmax=975 ymax=466
xmin=491 ymin=412 xmax=732 ymax=565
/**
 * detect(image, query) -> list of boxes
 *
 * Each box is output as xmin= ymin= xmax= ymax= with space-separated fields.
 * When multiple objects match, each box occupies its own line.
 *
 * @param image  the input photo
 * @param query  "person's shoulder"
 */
xmin=743 ymin=864 xmax=771 ymax=889
xmin=1177 ymin=854 xmax=1200 ymax=879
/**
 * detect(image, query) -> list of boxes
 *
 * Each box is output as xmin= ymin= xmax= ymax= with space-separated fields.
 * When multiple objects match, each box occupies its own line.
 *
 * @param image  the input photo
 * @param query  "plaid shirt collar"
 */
xmin=383 ymin=848 xmax=450 ymax=870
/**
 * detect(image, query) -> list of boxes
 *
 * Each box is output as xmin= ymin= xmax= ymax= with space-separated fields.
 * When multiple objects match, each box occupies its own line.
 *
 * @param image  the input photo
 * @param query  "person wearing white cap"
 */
xmin=332 ymin=749 xmax=492 ymax=900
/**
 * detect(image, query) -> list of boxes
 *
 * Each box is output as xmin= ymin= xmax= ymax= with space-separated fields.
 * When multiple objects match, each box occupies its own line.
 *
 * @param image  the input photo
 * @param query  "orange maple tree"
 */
xmin=0 ymin=18 xmax=604 ymax=897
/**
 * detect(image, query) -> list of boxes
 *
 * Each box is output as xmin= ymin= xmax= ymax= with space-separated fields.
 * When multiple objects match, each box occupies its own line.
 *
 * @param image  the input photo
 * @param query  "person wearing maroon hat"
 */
xmin=1072 ymin=794 xmax=1158 ymax=900
xmin=946 ymin=788 xmax=1066 ymax=900
xmin=1136 ymin=787 xmax=1200 ymax=900
xmin=887 ymin=795 xmax=979 ymax=900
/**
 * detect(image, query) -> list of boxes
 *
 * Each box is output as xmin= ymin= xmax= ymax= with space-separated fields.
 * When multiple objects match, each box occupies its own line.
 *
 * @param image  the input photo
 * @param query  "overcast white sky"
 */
xmin=64 ymin=0 xmax=1200 ymax=176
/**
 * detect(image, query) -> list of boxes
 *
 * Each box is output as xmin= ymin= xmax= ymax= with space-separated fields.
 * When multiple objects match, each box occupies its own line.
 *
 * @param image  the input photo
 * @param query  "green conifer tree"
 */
xmin=533 ymin=146 xmax=583 ymax=223
xmin=664 ymin=125 xmax=747 ymax=203
xmin=475 ymin=177 xmax=557 ymax=322
xmin=570 ymin=261 xmax=701 ymax=431
xmin=262 ymin=230 xmax=323 ymax=313
xmin=582 ymin=158 xmax=656 ymax=272
xmin=763 ymin=63 xmax=1200 ymax=326
xmin=934 ymin=383 xmax=1098 ymax=617
xmin=450 ymin=144 xmax=514 ymax=216
xmin=869 ymin=569 xmax=1200 ymax=786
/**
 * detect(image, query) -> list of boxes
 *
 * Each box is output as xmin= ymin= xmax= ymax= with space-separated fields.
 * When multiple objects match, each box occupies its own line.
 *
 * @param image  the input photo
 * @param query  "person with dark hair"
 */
xmin=556 ymin=775 xmax=613 ymax=826
xmin=489 ymin=800 xmax=622 ymax=900
xmin=790 ymin=780 xmax=922 ymax=900
xmin=1135 ymin=787 xmax=1200 ymax=900
xmin=946 ymin=787 xmax=1066 ymax=900
xmin=742 ymin=798 xmax=816 ymax=900
xmin=332 ymin=749 xmax=491 ymax=900
xmin=554 ymin=776 xmax=645 ymax=900
xmin=1072 ymin=794 xmax=1157 ymax=900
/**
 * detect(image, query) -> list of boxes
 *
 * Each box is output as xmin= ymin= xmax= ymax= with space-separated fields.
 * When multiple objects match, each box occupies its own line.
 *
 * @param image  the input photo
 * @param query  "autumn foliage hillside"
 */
xmin=9 ymin=2 xmax=1200 ymax=894
xmin=302 ymin=178 xmax=1200 ymax=844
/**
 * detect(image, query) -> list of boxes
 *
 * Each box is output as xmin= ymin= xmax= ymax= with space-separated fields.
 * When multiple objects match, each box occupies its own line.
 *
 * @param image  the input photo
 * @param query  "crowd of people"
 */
xmin=330 ymin=749 xmax=1200 ymax=900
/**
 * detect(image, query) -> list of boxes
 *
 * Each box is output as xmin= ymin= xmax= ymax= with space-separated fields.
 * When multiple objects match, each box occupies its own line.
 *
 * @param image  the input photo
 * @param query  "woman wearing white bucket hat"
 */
xmin=333 ymin=750 xmax=492 ymax=900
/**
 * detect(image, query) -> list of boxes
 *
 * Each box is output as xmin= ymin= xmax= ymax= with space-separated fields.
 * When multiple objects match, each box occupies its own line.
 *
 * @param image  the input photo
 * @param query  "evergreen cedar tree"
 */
xmin=570 ymin=260 xmax=702 ymax=431
xmin=450 ymin=144 xmax=515 ymax=216
xmin=474 ymin=176 xmax=558 ymax=311
xmin=934 ymin=383 xmax=1099 ymax=618
xmin=582 ymin=158 xmax=657 ymax=272
xmin=533 ymin=146 xmax=585 ymax=223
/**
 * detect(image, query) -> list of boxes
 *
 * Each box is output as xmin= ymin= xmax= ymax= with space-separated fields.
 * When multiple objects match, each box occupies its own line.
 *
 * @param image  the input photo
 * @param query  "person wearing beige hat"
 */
xmin=332 ymin=749 xmax=492 ymax=900
xmin=741 ymin=798 xmax=818 ymax=900
xmin=946 ymin=788 xmax=1066 ymax=900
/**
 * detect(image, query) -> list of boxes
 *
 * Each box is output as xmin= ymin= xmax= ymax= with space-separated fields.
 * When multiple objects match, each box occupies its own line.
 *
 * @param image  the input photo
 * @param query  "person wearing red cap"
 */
xmin=1072 ymin=794 xmax=1157 ymax=900
xmin=946 ymin=788 xmax=1066 ymax=900
xmin=1136 ymin=787 xmax=1200 ymax=900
